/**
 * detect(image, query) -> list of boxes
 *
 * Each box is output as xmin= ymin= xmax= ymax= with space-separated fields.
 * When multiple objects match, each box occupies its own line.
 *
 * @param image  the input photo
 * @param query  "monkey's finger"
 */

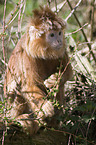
xmin=42 ymin=101 xmax=54 ymax=117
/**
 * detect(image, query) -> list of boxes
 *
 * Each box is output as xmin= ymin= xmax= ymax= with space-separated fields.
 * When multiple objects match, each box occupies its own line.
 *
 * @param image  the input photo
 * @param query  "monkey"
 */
xmin=4 ymin=6 xmax=73 ymax=135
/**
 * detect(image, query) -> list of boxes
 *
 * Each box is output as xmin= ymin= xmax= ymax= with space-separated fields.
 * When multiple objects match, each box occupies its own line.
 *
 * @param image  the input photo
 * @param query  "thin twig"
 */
xmin=65 ymin=23 xmax=88 ymax=36
xmin=47 ymin=61 xmax=63 ymax=98
xmin=18 ymin=0 xmax=21 ymax=39
xmin=68 ymin=134 xmax=71 ymax=145
xmin=52 ymin=1 xmax=66 ymax=13
xmin=65 ymin=0 xmax=82 ymax=22
xmin=5 ymin=4 xmax=20 ymax=30
xmin=2 ymin=0 xmax=7 ymax=144
xmin=54 ymin=0 xmax=57 ymax=13
xmin=86 ymin=107 xmax=96 ymax=144
xmin=45 ymin=126 xmax=96 ymax=145
xmin=2 ymin=0 xmax=7 ymax=68
xmin=91 ymin=0 xmax=95 ymax=41
xmin=6 ymin=11 xmax=19 ymax=29
xmin=5 ymin=2 xmax=24 ymax=31
xmin=20 ymin=0 xmax=26 ymax=26
xmin=18 ymin=0 xmax=24 ymax=39
xmin=47 ymin=0 xmax=51 ymax=7
xmin=66 ymin=0 xmax=96 ymax=62
xmin=0 ymin=58 xmax=7 ymax=66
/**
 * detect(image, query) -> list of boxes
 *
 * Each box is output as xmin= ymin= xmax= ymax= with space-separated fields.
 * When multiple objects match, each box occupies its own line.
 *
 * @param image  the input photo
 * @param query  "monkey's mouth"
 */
xmin=53 ymin=43 xmax=63 ymax=50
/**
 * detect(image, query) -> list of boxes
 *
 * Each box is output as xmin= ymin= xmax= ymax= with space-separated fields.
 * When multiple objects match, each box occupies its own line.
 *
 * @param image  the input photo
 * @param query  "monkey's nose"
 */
xmin=57 ymin=39 xmax=61 ymax=43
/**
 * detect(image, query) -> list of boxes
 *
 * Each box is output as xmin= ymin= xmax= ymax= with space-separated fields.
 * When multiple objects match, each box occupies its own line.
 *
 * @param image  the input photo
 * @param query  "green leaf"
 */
xmin=82 ymin=115 xmax=95 ymax=123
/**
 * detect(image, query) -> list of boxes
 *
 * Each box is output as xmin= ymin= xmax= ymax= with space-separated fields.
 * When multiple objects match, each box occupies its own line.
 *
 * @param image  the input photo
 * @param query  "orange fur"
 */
xmin=4 ymin=6 xmax=73 ymax=134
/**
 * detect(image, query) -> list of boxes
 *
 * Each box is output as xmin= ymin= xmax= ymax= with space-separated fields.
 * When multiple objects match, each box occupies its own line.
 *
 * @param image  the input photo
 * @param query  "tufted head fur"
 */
xmin=31 ymin=6 xmax=65 ymax=31
xmin=26 ymin=6 xmax=66 ymax=59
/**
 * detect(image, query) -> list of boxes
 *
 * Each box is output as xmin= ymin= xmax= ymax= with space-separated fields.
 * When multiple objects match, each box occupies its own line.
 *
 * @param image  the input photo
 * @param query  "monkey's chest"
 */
xmin=36 ymin=59 xmax=60 ymax=80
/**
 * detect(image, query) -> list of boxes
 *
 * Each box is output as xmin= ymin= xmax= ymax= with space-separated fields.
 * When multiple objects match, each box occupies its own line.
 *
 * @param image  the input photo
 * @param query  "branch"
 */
xmin=2 ymin=1 xmax=7 ymax=145
xmin=91 ymin=0 xmax=95 ymax=41
xmin=2 ymin=0 xmax=7 ymax=69
xmin=66 ymin=0 xmax=96 ymax=63
xmin=65 ymin=23 xmax=88 ymax=36
xmin=47 ymin=0 xmax=51 ymax=7
xmin=18 ymin=0 xmax=24 ymax=39
xmin=65 ymin=0 xmax=82 ymax=22
xmin=54 ymin=0 xmax=57 ymax=13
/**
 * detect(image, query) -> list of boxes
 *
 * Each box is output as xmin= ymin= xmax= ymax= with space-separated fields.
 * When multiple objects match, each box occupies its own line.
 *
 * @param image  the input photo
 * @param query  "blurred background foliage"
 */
xmin=0 ymin=0 xmax=96 ymax=144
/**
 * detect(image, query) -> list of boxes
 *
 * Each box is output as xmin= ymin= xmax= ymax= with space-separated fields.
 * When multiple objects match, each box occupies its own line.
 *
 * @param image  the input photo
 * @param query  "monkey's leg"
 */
xmin=15 ymin=114 xmax=40 ymax=135
xmin=13 ymin=100 xmax=53 ymax=135
xmin=14 ymin=86 xmax=55 ymax=134
xmin=6 ymin=94 xmax=27 ymax=119
xmin=6 ymin=94 xmax=40 ymax=135
xmin=24 ymin=85 xmax=55 ymax=120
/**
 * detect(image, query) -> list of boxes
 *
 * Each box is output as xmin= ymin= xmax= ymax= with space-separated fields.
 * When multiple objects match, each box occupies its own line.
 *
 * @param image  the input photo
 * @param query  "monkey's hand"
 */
xmin=44 ymin=73 xmax=57 ymax=89
xmin=38 ymin=100 xmax=54 ymax=119
xmin=42 ymin=100 xmax=54 ymax=117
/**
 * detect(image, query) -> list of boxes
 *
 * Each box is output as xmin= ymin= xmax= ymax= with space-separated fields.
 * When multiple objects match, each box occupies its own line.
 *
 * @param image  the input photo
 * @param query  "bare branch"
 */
xmin=47 ymin=0 xmax=51 ymax=7
xmin=91 ymin=0 xmax=95 ymax=41
xmin=2 ymin=0 xmax=7 ymax=69
xmin=54 ymin=0 xmax=57 ymax=13
xmin=2 ymin=0 xmax=7 ymax=144
xmin=18 ymin=0 xmax=24 ymax=39
xmin=0 ymin=58 xmax=7 ymax=66
xmin=66 ymin=0 xmax=96 ymax=63
xmin=65 ymin=0 xmax=82 ymax=22
xmin=65 ymin=23 xmax=88 ymax=36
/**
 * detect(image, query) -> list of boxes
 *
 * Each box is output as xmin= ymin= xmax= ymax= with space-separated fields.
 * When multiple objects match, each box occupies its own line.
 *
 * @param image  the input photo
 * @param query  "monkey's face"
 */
xmin=46 ymin=29 xmax=63 ymax=50
xmin=27 ymin=26 xmax=65 ymax=59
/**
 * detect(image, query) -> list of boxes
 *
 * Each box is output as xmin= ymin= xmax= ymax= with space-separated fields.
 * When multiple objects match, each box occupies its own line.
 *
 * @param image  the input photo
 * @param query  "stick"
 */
xmin=66 ymin=0 xmax=96 ymax=62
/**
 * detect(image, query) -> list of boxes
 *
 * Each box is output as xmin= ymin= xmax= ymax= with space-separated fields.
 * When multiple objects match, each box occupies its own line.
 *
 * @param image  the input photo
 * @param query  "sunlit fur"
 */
xmin=26 ymin=6 xmax=66 ymax=59
xmin=4 ymin=6 xmax=73 ymax=135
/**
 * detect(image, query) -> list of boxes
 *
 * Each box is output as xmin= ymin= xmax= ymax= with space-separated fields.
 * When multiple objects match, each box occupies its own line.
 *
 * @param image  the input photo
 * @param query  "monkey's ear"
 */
xmin=29 ymin=26 xmax=37 ymax=34
xmin=29 ymin=26 xmax=44 ymax=41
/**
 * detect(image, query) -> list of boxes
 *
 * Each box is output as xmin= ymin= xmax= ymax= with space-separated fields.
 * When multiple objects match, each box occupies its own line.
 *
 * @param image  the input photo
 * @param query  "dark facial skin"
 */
xmin=46 ymin=29 xmax=63 ymax=50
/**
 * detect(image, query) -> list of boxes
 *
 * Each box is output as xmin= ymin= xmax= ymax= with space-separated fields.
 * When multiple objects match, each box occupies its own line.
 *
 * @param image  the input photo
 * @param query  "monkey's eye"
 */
xmin=59 ymin=31 xmax=61 ymax=35
xmin=50 ymin=33 xmax=54 ymax=37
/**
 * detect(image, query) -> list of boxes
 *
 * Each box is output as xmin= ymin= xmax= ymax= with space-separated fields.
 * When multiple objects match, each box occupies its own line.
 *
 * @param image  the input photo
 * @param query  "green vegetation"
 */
xmin=0 ymin=0 xmax=96 ymax=144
